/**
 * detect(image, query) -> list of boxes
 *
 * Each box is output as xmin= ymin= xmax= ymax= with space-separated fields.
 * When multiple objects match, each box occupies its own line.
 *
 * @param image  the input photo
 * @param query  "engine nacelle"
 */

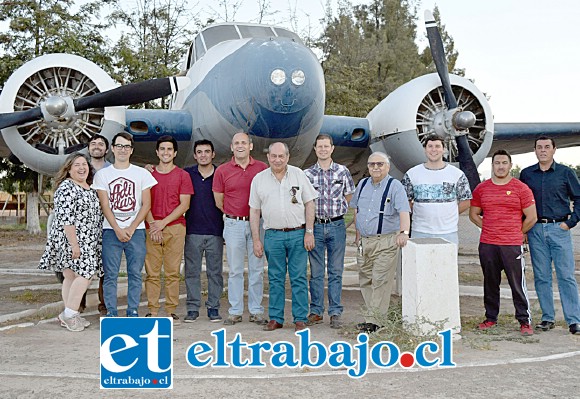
xmin=0 ymin=54 xmax=126 ymax=175
xmin=367 ymin=73 xmax=494 ymax=175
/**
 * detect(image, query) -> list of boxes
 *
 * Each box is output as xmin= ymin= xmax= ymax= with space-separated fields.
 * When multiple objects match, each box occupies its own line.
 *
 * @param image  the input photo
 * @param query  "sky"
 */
xmin=189 ymin=0 xmax=580 ymax=176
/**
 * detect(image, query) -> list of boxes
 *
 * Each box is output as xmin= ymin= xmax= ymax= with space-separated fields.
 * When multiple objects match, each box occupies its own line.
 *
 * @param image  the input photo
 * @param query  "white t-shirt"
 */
xmin=93 ymin=164 xmax=157 ymax=229
xmin=401 ymin=164 xmax=472 ymax=235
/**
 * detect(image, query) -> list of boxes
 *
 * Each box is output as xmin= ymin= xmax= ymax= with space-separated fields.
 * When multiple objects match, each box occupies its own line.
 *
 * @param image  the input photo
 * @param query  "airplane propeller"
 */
xmin=425 ymin=10 xmax=480 ymax=191
xmin=0 ymin=76 xmax=190 ymax=130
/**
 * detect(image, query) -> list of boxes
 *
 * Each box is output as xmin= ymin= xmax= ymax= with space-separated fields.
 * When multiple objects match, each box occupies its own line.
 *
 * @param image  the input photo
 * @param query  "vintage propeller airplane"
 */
xmin=1 ymin=11 xmax=579 ymax=189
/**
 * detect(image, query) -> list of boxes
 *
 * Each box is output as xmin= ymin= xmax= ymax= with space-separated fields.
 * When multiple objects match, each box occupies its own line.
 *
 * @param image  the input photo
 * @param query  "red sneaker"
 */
xmin=520 ymin=324 xmax=534 ymax=336
xmin=478 ymin=320 xmax=497 ymax=330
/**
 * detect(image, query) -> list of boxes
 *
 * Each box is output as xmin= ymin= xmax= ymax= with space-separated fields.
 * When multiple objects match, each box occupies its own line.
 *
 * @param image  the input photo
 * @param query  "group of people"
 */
xmin=470 ymin=137 xmax=580 ymax=336
xmin=39 ymin=131 xmax=579 ymax=336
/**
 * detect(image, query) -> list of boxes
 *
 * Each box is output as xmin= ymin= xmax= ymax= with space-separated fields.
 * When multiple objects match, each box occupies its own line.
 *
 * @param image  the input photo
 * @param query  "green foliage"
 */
xmin=0 ymin=0 xmax=114 ymax=84
xmin=318 ymin=1 xmax=463 ymax=117
xmin=0 ymin=158 xmax=36 ymax=194
xmin=108 ymin=0 xmax=197 ymax=108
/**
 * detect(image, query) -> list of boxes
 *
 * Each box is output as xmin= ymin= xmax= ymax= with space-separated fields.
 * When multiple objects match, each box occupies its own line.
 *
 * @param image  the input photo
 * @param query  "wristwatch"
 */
xmin=306 ymin=228 xmax=314 ymax=234
xmin=399 ymin=230 xmax=409 ymax=235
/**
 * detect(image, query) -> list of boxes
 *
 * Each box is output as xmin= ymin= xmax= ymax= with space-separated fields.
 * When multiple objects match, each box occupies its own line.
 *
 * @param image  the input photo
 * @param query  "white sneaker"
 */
xmin=59 ymin=312 xmax=90 ymax=328
xmin=58 ymin=313 xmax=85 ymax=332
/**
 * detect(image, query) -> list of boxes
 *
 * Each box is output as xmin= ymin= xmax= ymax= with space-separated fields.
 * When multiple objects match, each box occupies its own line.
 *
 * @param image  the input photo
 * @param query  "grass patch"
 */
xmin=11 ymin=289 xmax=62 ymax=304
xmin=341 ymin=299 xmax=449 ymax=352
xmin=458 ymin=271 xmax=483 ymax=284
xmin=0 ymin=224 xmax=27 ymax=231
xmin=461 ymin=312 xmax=541 ymax=348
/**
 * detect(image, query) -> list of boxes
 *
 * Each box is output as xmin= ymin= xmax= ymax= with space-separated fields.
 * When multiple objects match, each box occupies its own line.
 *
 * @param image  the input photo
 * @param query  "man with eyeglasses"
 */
xmin=401 ymin=134 xmax=471 ymax=247
xmin=249 ymin=142 xmax=317 ymax=332
xmin=349 ymin=152 xmax=410 ymax=334
xmin=304 ymin=134 xmax=355 ymax=329
xmin=93 ymin=132 xmax=157 ymax=317
xmin=213 ymin=131 xmax=268 ymax=326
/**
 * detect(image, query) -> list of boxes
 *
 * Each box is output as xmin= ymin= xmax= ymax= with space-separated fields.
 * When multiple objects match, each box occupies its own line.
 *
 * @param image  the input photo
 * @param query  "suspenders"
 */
xmin=356 ymin=177 xmax=394 ymax=234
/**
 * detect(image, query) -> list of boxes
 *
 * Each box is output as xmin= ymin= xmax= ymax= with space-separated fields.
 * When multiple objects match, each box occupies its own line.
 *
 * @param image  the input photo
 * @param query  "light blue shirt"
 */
xmin=350 ymin=175 xmax=410 ymax=237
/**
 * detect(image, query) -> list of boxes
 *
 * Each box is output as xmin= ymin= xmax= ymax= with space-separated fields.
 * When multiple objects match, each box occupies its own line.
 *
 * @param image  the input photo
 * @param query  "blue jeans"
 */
xmin=264 ymin=229 xmax=309 ymax=324
xmin=102 ymin=229 xmax=146 ymax=316
xmin=223 ymin=218 xmax=264 ymax=315
xmin=528 ymin=222 xmax=580 ymax=325
xmin=308 ymin=219 xmax=346 ymax=316
xmin=184 ymin=234 xmax=224 ymax=311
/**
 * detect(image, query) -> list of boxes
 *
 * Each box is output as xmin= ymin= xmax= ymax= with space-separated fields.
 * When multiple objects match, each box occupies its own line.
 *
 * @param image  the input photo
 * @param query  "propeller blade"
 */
xmin=0 ymin=76 xmax=190 ymax=131
xmin=455 ymin=135 xmax=480 ymax=191
xmin=0 ymin=108 xmax=42 ymax=130
xmin=425 ymin=10 xmax=457 ymax=109
xmin=74 ymin=76 xmax=190 ymax=111
xmin=425 ymin=9 xmax=480 ymax=190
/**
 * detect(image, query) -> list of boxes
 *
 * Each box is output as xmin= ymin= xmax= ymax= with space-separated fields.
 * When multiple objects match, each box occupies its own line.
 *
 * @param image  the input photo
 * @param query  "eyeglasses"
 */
xmin=290 ymin=187 xmax=299 ymax=204
xmin=367 ymin=162 xmax=385 ymax=168
xmin=113 ymin=144 xmax=133 ymax=150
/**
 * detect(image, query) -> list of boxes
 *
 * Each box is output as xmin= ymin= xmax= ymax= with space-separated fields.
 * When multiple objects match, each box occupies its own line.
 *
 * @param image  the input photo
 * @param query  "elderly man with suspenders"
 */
xmin=349 ymin=152 xmax=411 ymax=334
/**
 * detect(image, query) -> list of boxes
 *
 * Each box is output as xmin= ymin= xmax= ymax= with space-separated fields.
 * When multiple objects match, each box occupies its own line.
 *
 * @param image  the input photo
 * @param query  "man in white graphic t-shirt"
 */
xmin=401 ymin=134 xmax=472 ymax=246
xmin=93 ymin=132 xmax=157 ymax=317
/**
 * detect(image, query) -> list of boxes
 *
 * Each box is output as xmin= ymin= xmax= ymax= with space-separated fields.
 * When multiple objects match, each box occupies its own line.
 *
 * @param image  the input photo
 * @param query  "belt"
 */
xmin=225 ymin=214 xmax=249 ymax=221
xmin=537 ymin=217 xmax=568 ymax=223
xmin=315 ymin=215 xmax=344 ymax=224
xmin=270 ymin=224 xmax=305 ymax=232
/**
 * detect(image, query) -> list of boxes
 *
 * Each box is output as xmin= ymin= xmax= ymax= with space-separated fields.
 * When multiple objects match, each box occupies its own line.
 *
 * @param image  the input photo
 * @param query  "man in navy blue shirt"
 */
xmin=520 ymin=136 xmax=580 ymax=335
xmin=183 ymin=140 xmax=225 ymax=323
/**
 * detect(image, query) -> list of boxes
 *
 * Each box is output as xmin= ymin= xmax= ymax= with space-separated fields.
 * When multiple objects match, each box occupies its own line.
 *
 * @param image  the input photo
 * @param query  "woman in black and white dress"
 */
xmin=39 ymin=153 xmax=103 ymax=332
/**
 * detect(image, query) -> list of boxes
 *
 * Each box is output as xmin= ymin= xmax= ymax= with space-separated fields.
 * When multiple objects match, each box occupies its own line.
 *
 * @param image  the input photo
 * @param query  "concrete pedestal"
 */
xmin=402 ymin=238 xmax=461 ymax=336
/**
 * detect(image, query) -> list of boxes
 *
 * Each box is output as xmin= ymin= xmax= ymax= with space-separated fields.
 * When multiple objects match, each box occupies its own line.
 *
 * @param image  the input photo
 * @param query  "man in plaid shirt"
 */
xmin=304 ymin=134 xmax=356 ymax=328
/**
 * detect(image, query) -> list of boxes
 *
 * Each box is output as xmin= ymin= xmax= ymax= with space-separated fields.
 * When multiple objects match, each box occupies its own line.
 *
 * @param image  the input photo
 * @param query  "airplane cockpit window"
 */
xmin=274 ymin=28 xmax=302 ymax=43
xmin=202 ymin=25 xmax=240 ymax=51
xmin=194 ymin=34 xmax=205 ymax=61
xmin=238 ymin=25 xmax=275 ymax=39
xmin=186 ymin=43 xmax=195 ymax=69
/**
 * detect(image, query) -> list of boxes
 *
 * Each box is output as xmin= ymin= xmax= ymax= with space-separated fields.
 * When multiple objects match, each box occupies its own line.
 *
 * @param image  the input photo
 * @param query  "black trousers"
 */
xmin=478 ymin=243 xmax=531 ymax=325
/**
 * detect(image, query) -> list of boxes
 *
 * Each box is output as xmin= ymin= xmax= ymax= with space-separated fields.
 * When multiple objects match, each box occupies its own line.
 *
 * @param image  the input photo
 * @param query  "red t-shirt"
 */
xmin=147 ymin=166 xmax=194 ymax=227
xmin=471 ymin=178 xmax=535 ymax=245
xmin=213 ymin=157 xmax=268 ymax=217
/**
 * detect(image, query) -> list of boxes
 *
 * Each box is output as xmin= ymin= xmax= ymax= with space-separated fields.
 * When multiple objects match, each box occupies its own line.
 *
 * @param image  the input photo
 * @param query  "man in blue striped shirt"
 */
xmin=520 ymin=136 xmax=580 ymax=335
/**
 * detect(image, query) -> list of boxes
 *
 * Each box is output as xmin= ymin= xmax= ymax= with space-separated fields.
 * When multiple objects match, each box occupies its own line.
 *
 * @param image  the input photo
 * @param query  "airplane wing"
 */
xmin=491 ymin=123 xmax=580 ymax=155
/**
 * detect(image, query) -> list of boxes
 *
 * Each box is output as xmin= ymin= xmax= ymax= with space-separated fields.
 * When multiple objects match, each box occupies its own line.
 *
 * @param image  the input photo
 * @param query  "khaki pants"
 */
xmin=145 ymin=224 xmax=186 ymax=314
xmin=359 ymin=233 xmax=399 ymax=325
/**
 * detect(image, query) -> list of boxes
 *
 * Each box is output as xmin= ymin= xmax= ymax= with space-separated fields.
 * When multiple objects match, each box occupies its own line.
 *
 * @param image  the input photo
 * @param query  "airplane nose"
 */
xmin=237 ymin=38 xmax=324 ymax=139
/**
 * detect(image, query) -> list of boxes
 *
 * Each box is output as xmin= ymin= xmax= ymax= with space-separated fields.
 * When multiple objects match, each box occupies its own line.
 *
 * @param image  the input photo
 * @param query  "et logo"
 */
xmin=100 ymin=318 xmax=173 ymax=389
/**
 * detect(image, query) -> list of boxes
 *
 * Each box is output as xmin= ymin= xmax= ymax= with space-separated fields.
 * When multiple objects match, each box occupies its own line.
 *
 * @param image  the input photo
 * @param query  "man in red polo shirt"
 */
xmin=213 ymin=132 xmax=268 ymax=325
xmin=469 ymin=149 xmax=537 ymax=336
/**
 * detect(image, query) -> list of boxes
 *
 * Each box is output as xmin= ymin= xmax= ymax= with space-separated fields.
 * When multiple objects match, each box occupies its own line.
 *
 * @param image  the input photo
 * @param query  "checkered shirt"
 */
xmin=304 ymin=161 xmax=356 ymax=219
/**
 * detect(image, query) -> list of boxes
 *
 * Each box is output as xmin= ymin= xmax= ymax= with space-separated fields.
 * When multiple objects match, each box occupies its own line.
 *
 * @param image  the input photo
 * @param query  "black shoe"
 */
xmin=535 ymin=320 xmax=555 ymax=331
xmin=184 ymin=311 xmax=199 ymax=323
xmin=569 ymin=323 xmax=580 ymax=335
xmin=357 ymin=322 xmax=380 ymax=334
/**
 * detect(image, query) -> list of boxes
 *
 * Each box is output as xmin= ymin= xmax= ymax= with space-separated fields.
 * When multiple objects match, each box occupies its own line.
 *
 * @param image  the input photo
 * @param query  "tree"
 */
xmin=319 ymin=0 xmax=427 ymax=116
xmin=0 ymin=0 xmax=114 ymax=83
xmin=418 ymin=6 xmax=464 ymax=76
xmin=109 ymin=0 xmax=198 ymax=108
xmin=0 ymin=0 xmax=113 ymax=234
